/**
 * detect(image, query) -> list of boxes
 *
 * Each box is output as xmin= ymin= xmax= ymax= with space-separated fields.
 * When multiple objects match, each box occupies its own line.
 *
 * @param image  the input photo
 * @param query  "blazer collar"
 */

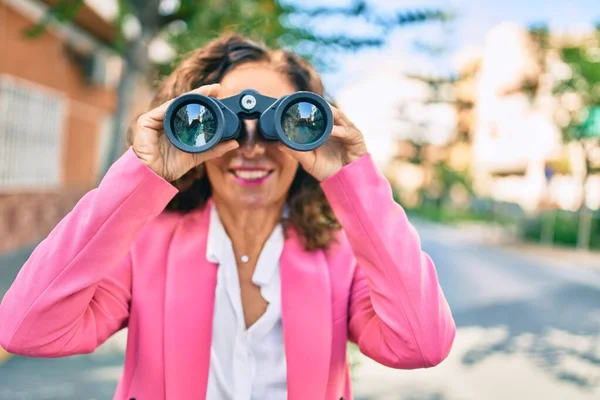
xmin=164 ymin=206 xmax=217 ymax=399
xmin=163 ymin=204 xmax=332 ymax=400
xmin=280 ymin=227 xmax=332 ymax=400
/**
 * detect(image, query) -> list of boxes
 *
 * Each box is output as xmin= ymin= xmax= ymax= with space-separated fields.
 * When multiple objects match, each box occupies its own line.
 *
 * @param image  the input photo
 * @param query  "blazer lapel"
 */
xmin=164 ymin=206 xmax=217 ymax=400
xmin=280 ymin=228 xmax=332 ymax=400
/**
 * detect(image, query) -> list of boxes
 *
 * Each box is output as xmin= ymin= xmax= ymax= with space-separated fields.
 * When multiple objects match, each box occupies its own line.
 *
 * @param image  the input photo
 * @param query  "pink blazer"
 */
xmin=0 ymin=148 xmax=455 ymax=400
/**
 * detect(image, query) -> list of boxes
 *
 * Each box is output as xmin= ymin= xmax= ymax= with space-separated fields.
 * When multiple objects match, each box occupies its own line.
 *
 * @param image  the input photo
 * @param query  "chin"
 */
xmin=229 ymin=193 xmax=279 ymax=210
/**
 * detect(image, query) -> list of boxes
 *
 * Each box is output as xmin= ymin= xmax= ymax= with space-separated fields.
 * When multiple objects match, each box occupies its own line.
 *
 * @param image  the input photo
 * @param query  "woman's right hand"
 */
xmin=132 ymin=83 xmax=239 ymax=182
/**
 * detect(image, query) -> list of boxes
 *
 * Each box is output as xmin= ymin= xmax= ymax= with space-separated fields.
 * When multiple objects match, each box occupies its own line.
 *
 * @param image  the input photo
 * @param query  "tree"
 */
xmin=395 ymin=73 xmax=474 ymax=215
xmin=549 ymin=24 xmax=600 ymax=249
xmin=526 ymin=22 xmax=600 ymax=248
xmin=26 ymin=0 xmax=449 ymax=177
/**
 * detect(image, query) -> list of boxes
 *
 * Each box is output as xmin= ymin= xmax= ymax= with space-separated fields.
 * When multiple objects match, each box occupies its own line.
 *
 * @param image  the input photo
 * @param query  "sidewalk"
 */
xmin=498 ymin=241 xmax=600 ymax=271
xmin=0 ymin=244 xmax=36 ymax=365
xmin=453 ymin=221 xmax=600 ymax=271
xmin=0 ymin=243 xmax=35 ymax=297
xmin=412 ymin=217 xmax=600 ymax=271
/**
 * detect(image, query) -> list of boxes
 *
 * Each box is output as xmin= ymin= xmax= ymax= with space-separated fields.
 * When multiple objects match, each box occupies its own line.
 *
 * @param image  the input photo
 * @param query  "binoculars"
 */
xmin=163 ymin=89 xmax=334 ymax=153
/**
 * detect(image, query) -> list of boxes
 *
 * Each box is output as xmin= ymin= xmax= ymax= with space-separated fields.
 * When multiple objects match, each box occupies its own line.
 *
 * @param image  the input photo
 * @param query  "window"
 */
xmin=0 ymin=75 xmax=67 ymax=191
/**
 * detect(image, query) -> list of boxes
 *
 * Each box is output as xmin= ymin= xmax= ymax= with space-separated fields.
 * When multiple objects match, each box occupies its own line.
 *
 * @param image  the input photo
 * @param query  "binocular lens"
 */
xmin=172 ymin=104 xmax=218 ymax=147
xmin=281 ymin=101 xmax=326 ymax=145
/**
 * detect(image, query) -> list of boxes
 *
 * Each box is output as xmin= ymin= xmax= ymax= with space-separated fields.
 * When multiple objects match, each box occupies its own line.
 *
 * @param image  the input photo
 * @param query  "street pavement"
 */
xmin=1 ymin=220 xmax=599 ymax=399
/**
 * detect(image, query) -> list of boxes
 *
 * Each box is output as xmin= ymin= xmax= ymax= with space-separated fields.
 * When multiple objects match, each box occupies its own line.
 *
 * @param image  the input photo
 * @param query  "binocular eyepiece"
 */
xmin=163 ymin=89 xmax=334 ymax=153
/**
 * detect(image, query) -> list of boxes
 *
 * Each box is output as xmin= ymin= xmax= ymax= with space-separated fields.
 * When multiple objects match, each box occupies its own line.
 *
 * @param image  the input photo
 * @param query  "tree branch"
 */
xmin=312 ymin=35 xmax=383 ymax=48
xmin=158 ymin=13 xmax=184 ymax=28
xmin=24 ymin=0 xmax=85 ymax=38
xmin=127 ymin=0 xmax=162 ymax=31
xmin=286 ymin=1 xmax=368 ymax=18
xmin=288 ymin=2 xmax=449 ymax=30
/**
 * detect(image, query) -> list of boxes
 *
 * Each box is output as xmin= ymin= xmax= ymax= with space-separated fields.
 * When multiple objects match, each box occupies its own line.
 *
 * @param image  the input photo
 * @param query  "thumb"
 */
xmin=277 ymin=144 xmax=313 ymax=167
xmin=192 ymin=140 xmax=240 ymax=166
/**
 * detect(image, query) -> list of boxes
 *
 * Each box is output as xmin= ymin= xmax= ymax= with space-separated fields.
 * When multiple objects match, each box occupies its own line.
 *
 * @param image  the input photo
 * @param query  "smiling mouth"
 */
xmin=229 ymin=169 xmax=274 ymax=182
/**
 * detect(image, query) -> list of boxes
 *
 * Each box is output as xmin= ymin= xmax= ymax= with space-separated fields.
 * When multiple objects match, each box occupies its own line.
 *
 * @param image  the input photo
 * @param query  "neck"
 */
xmin=213 ymin=196 xmax=285 ymax=261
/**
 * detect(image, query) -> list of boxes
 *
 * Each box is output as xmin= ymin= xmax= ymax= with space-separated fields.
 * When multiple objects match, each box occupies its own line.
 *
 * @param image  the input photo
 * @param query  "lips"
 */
xmin=228 ymin=168 xmax=274 ymax=185
xmin=231 ymin=170 xmax=271 ymax=180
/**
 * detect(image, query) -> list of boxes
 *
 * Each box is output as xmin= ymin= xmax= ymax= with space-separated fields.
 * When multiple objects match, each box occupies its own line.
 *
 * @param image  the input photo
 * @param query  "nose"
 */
xmin=237 ymin=120 xmax=266 ymax=158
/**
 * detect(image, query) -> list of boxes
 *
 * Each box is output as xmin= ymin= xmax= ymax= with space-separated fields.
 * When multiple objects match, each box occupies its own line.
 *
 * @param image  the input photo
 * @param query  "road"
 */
xmin=352 ymin=221 xmax=600 ymax=400
xmin=1 ymin=221 xmax=599 ymax=399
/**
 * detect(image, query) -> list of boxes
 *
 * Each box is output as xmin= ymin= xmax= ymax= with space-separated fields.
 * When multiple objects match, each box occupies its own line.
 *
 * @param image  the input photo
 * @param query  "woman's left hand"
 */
xmin=278 ymin=105 xmax=369 ymax=182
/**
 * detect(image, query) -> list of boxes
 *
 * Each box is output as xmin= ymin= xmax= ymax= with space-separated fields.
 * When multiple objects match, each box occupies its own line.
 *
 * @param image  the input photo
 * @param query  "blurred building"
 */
xmin=378 ymin=21 xmax=600 ymax=216
xmin=468 ymin=22 xmax=563 ymax=212
xmin=0 ymin=0 xmax=121 ymax=253
xmin=452 ymin=47 xmax=480 ymax=144
xmin=467 ymin=22 xmax=600 ymax=213
xmin=380 ymin=69 xmax=468 ymax=209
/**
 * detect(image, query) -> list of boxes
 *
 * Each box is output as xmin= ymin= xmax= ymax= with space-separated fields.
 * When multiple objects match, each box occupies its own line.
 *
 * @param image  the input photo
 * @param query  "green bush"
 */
xmin=521 ymin=210 xmax=600 ymax=249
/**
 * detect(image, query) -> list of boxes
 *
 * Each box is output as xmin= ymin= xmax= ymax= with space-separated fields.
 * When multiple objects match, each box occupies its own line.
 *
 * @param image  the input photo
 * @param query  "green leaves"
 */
xmin=558 ymin=44 xmax=600 ymax=140
xmin=581 ymin=106 xmax=600 ymax=138
xmin=531 ymin=23 xmax=600 ymax=143
xmin=163 ymin=0 xmax=449 ymax=74
xmin=24 ymin=0 xmax=85 ymax=38
xmin=25 ymin=0 xmax=448 ymax=77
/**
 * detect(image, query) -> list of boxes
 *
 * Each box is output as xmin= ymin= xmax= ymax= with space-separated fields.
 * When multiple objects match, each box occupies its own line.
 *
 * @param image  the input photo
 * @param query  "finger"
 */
xmin=212 ymin=140 xmax=240 ymax=156
xmin=330 ymin=124 xmax=356 ymax=139
xmin=189 ymin=83 xmax=221 ymax=98
xmin=143 ymin=83 xmax=222 ymax=123
xmin=277 ymin=143 xmax=314 ymax=166
xmin=328 ymin=104 xmax=355 ymax=127
xmin=142 ymin=99 xmax=176 ymax=124
xmin=193 ymin=140 xmax=239 ymax=166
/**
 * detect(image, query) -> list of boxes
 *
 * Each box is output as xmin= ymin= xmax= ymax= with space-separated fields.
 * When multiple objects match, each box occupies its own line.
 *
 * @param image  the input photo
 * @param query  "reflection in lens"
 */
xmin=281 ymin=102 xmax=325 ymax=144
xmin=172 ymin=103 xmax=217 ymax=147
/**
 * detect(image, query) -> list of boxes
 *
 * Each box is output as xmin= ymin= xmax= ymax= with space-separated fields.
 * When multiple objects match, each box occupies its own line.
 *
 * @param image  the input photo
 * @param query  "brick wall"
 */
xmin=0 ymin=2 xmax=113 ymax=254
xmin=0 ymin=2 xmax=159 ymax=256
xmin=0 ymin=188 xmax=90 ymax=253
xmin=0 ymin=2 xmax=118 ymax=188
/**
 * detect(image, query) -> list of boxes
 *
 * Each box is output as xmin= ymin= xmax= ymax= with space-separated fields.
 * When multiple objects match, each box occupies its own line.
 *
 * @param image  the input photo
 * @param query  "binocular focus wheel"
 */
xmin=241 ymin=94 xmax=257 ymax=111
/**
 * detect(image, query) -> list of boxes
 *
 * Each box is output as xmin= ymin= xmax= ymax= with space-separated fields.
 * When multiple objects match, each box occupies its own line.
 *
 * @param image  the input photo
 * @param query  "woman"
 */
xmin=0 ymin=34 xmax=455 ymax=400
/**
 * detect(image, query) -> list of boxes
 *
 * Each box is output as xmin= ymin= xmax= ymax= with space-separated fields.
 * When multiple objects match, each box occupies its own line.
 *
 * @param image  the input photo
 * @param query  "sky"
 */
xmin=453 ymin=0 xmax=597 ymax=47
xmin=85 ymin=0 xmax=599 ymax=164
xmin=292 ymin=0 xmax=599 ymax=164
xmin=303 ymin=0 xmax=600 ymax=94
xmin=86 ymin=0 xmax=599 ymax=89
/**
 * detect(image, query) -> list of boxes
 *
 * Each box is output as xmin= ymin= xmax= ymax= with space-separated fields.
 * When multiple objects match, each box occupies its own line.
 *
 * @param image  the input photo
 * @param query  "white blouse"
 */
xmin=205 ymin=204 xmax=287 ymax=400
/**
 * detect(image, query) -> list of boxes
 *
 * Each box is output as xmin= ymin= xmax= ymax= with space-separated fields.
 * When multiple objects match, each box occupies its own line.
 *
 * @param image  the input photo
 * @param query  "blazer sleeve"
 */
xmin=320 ymin=153 xmax=456 ymax=369
xmin=0 ymin=148 xmax=178 ymax=357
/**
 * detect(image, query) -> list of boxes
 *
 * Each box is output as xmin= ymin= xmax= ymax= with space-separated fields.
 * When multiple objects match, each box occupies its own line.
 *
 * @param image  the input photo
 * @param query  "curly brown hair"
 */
xmin=128 ymin=34 xmax=340 ymax=250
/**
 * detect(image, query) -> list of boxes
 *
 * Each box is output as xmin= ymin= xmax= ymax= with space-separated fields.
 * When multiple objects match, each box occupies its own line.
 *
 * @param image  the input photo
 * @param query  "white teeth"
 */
xmin=233 ymin=170 xmax=269 ymax=180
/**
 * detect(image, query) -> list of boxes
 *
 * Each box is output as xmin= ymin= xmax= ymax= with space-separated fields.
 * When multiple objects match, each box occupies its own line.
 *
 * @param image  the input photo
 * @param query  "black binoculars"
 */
xmin=163 ymin=89 xmax=334 ymax=153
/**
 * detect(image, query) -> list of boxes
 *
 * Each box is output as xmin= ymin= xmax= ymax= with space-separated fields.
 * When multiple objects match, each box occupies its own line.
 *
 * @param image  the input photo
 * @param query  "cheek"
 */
xmin=275 ymin=154 xmax=299 ymax=188
xmin=205 ymin=157 xmax=228 ymax=171
xmin=204 ymin=160 xmax=228 ymax=187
